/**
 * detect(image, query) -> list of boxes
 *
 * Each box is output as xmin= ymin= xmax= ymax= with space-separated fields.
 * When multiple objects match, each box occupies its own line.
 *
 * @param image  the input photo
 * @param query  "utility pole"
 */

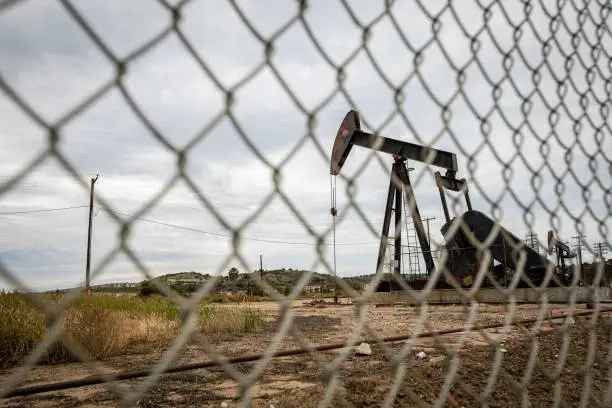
xmin=260 ymin=254 xmax=263 ymax=282
xmin=593 ymin=242 xmax=610 ymax=288
xmin=422 ymin=217 xmax=435 ymax=262
xmin=85 ymin=174 xmax=99 ymax=295
xmin=572 ymin=235 xmax=586 ymax=266
xmin=525 ymin=232 xmax=539 ymax=253
xmin=421 ymin=217 xmax=436 ymax=246
xmin=593 ymin=242 xmax=608 ymax=261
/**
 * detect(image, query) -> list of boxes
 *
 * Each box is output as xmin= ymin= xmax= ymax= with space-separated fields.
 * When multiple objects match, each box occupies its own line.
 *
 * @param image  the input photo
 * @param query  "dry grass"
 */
xmin=206 ymin=293 xmax=272 ymax=303
xmin=198 ymin=303 xmax=263 ymax=334
xmin=0 ymin=293 xmax=262 ymax=368
xmin=61 ymin=305 xmax=180 ymax=360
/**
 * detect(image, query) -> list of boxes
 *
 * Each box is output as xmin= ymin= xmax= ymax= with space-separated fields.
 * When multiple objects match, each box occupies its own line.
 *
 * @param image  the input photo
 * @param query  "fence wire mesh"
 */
xmin=1 ymin=0 xmax=611 ymax=407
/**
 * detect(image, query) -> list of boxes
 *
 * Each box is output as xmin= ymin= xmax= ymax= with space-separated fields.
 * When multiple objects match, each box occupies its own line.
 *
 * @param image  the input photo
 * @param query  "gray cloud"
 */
xmin=1 ymin=1 xmax=610 ymax=291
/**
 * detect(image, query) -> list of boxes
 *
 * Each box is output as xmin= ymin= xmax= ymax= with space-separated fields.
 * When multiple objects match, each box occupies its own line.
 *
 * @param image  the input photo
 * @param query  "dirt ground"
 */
xmin=1 ymin=300 xmax=610 ymax=408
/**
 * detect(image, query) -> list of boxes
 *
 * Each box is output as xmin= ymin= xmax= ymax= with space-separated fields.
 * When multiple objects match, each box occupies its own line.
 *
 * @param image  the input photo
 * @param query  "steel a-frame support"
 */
xmin=375 ymin=158 xmax=436 ymax=283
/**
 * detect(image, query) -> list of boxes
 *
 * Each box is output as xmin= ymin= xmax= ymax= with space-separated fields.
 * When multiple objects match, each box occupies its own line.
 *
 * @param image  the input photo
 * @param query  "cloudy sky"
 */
xmin=1 ymin=0 xmax=610 ymax=292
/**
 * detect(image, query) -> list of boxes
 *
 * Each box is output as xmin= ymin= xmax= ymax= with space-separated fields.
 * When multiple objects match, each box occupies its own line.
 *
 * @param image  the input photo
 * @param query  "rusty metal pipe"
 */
xmin=3 ymin=308 xmax=611 ymax=399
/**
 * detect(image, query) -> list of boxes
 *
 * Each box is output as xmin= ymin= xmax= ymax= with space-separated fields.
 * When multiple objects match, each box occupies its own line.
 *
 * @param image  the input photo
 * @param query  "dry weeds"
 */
xmin=0 ymin=293 xmax=262 ymax=368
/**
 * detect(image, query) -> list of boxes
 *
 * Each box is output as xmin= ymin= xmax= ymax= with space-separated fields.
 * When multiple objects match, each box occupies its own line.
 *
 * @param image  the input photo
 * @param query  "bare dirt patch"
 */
xmin=1 ymin=303 xmax=608 ymax=407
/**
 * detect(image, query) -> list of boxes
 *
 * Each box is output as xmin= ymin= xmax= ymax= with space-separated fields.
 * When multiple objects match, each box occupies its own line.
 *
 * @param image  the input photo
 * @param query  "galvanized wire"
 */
xmin=1 ymin=1 xmax=611 ymax=407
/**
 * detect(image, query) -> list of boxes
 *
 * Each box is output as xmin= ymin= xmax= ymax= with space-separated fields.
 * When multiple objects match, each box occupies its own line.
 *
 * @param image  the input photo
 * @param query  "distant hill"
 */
xmin=47 ymin=269 xmax=376 ymax=297
xmin=140 ymin=268 xmax=373 ymax=297
xmin=38 ymin=259 xmax=612 ymax=296
xmin=241 ymin=268 xmax=373 ymax=294
xmin=151 ymin=271 xmax=211 ymax=284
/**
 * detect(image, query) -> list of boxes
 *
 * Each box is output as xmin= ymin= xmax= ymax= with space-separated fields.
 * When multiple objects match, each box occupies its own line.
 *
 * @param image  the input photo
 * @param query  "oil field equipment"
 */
xmin=329 ymin=110 xmax=567 ymax=291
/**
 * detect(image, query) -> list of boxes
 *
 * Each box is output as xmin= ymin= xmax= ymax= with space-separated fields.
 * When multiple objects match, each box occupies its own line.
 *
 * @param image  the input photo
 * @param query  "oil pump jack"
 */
xmin=330 ymin=110 xmax=559 ymax=290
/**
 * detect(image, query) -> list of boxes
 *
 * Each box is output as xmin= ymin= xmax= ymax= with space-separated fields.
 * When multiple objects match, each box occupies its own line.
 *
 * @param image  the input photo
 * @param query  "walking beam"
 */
xmin=330 ymin=110 xmax=458 ymax=176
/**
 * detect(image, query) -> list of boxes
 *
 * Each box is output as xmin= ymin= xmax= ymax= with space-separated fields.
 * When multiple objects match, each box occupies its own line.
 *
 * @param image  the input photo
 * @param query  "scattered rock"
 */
xmin=429 ymin=356 xmax=446 ymax=364
xmin=221 ymin=402 xmax=229 ymax=408
xmin=447 ymin=394 xmax=459 ymax=406
xmin=416 ymin=351 xmax=426 ymax=360
xmin=355 ymin=342 xmax=372 ymax=356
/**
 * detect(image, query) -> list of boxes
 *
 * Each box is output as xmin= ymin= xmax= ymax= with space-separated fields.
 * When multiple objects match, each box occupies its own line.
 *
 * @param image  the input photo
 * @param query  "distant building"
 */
xmin=302 ymin=285 xmax=325 ymax=294
xmin=166 ymin=278 xmax=202 ymax=285
xmin=93 ymin=282 xmax=139 ymax=289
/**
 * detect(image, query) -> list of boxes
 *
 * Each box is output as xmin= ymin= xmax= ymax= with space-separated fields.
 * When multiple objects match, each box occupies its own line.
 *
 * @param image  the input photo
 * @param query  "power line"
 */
xmin=0 ymin=203 xmax=379 ymax=246
xmin=0 ymin=176 xmax=339 ymax=225
xmin=0 ymin=205 xmax=88 ymax=215
xmin=0 ymin=200 xmax=421 ymax=231
xmin=99 ymin=208 xmax=378 ymax=247
xmin=169 ymin=203 xmax=335 ymax=227
xmin=572 ymin=235 xmax=587 ymax=265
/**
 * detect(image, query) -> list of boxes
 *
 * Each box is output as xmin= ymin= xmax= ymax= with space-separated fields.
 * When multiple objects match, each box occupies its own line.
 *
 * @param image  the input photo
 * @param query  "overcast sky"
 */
xmin=1 ymin=0 xmax=610 ymax=292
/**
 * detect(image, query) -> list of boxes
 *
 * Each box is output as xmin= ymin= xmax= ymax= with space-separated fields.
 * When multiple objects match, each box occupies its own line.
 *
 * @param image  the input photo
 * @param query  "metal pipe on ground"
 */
xmin=3 ymin=308 xmax=611 ymax=399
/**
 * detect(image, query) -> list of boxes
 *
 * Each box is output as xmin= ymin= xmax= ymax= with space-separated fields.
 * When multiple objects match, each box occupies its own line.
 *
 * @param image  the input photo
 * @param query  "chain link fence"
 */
xmin=1 ymin=0 xmax=611 ymax=407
